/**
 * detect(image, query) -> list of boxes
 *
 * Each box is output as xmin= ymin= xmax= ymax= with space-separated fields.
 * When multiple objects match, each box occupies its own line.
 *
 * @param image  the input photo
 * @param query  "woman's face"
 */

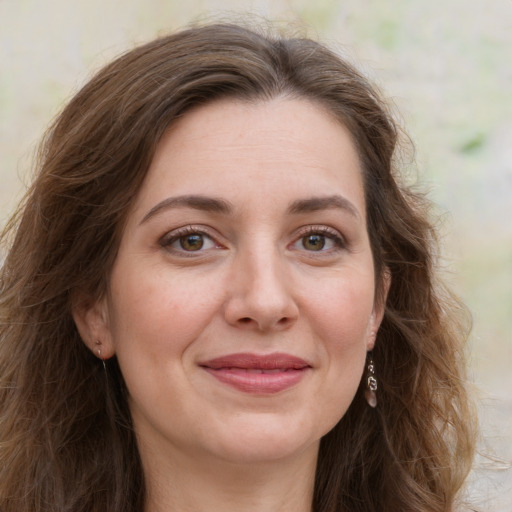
xmin=79 ymin=98 xmax=386 ymax=466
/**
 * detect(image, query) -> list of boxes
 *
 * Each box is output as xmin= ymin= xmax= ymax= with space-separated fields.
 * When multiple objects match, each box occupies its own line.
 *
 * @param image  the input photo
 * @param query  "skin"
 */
xmin=74 ymin=97 xmax=387 ymax=512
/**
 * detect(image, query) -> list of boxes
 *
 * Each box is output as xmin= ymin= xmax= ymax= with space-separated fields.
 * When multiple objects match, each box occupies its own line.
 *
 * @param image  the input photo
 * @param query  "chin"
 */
xmin=219 ymin=438 xmax=315 ymax=466
xmin=204 ymin=416 xmax=324 ymax=466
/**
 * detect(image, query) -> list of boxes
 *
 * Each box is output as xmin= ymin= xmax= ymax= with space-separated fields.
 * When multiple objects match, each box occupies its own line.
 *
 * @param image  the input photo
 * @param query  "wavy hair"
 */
xmin=0 ymin=23 xmax=476 ymax=512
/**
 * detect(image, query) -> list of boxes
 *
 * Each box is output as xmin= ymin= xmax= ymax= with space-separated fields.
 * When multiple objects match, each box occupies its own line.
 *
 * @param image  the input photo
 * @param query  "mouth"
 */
xmin=199 ymin=353 xmax=311 ymax=394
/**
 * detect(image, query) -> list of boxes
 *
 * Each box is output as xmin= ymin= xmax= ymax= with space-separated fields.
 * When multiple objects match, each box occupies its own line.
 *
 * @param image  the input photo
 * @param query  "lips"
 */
xmin=199 ymin=353 xmax=311 ymax=394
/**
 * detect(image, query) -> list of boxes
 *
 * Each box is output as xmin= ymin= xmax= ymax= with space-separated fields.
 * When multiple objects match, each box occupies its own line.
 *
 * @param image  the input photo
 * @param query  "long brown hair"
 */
xmin=0 ymin=23 xmax=476 ymax=512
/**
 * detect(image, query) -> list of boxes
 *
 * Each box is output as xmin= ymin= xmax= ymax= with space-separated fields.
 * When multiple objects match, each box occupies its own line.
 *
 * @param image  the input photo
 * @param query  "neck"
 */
xmin=141 ymin=440 xmax=318 ymax=512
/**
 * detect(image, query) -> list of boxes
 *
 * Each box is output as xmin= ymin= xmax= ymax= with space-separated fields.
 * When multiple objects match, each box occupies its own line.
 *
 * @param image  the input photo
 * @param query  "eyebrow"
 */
xmin=287 ymin=195 xmax=360 ymax=219
xmin=140 ymin=195 xmax=233 ymax=224
xmin=140 ymin=193 xmax=360 ymax=225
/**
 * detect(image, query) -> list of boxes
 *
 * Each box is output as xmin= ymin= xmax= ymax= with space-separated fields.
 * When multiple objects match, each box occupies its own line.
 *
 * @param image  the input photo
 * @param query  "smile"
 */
xmin=199 ymin=353 xmax=311 ymax=394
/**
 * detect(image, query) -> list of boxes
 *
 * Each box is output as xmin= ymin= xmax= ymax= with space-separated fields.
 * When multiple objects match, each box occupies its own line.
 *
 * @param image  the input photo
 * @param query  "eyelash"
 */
xmin=159 ymin=225 xmax=346 ymax=256
xmin=292 ymin=225 xmax=346 ymax=253
xmin=159 ymin=225 xmax=220 ymax=256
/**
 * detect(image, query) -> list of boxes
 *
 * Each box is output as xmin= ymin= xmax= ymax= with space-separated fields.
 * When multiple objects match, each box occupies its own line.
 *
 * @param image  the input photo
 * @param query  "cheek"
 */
xmin=107 ymin=265 xmax=223 ymax=357
xmin=308 ymin=271 xmax=376 ymax=344
xmin=305 ymin=271 xmax=374 ymax=414
xmin=313 ymin=280 xmax=372 ymax=422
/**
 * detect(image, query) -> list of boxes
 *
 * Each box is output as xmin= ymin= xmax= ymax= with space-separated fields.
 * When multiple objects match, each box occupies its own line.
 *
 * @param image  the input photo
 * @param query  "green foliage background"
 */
xmin=1 ymin=0 xmax=511 ymax=508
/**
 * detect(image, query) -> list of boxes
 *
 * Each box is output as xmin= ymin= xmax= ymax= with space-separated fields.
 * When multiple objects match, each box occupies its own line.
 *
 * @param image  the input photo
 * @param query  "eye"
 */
xmin=291 ymin=227 xmax=345 ymax=253
xmin=301 ymin=233 xmax=330 ymax=251
xmin=175 ymin=233 xmax=214 ymax=251
xmin=160 ymin=226 xmax=218 ymax=254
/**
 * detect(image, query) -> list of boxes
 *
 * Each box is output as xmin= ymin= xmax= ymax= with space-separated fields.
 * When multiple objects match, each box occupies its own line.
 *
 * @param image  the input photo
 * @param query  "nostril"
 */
xmin=239 ymin=317 xmax=252 ymax=324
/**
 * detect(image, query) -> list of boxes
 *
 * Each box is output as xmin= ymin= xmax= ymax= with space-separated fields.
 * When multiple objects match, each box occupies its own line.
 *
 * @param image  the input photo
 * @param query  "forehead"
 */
xmin=132 ymin=98 xmax=365 ymax=219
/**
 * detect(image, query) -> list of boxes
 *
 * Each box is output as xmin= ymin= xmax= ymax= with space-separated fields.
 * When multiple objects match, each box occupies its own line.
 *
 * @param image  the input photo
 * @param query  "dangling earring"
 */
xmin=95 ymin=340 xmax=107 ymax=371
xmin=365 ymin=351 xmax=378 ymax=408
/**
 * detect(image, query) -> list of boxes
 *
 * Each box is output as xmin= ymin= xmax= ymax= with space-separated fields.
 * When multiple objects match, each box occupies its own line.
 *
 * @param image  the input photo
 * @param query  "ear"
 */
xmin=72 ymin=294 xmax=115 ymax=360
xmin=367 ymin=268 xmax=391 ymax=351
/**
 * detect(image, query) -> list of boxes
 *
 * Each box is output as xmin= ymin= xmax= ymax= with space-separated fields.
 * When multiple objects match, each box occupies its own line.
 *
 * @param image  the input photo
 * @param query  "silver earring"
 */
xmin=365 ymin=352 xmax=378 ymax=408
xmin=95 ymin=340 xmax=107 ymax=371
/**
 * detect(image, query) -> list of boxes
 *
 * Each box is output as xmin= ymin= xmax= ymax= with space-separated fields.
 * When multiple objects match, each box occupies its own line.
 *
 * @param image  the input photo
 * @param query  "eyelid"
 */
xmin=159 ymin=225 xmax=224 ymax=255
xmin=290 ymin=225 xmax=347 ymax=252
xmin=158 ymin=224 xmax=346 ymax=256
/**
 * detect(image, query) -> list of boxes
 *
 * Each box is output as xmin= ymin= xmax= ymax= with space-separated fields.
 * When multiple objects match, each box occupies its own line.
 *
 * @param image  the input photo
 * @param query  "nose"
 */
xmin=223 ymin=246 xmax=299 ymax=332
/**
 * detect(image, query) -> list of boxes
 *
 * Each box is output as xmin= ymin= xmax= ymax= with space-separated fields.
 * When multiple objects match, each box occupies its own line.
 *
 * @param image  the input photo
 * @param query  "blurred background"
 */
xmin=1 ymin=0 xmax=511 ymax=509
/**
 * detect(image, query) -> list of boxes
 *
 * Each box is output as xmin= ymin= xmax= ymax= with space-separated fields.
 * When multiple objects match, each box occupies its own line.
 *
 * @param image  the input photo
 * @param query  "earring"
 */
xmin=95 ymin=340 xmax=107 ymax=371
xmin=365 ymin=351 xmax=378 ymax=408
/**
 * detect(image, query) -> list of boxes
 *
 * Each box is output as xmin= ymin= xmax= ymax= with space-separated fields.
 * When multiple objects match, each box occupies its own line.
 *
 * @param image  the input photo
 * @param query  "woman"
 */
xmin=0 ymin=23 xmax=476 ymax=512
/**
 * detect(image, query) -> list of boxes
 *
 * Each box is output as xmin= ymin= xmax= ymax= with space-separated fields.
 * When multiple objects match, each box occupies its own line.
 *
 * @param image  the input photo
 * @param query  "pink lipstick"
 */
xmin=199 ymin=353 xmax=311 ymax=394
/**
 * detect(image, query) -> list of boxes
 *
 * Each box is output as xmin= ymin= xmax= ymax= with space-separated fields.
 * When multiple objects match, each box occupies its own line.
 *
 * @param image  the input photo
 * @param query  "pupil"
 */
xmin=304 ymin=234 xmax=325 ymax=251
xmin=180 ymin=234 xmax=203 ymax=251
